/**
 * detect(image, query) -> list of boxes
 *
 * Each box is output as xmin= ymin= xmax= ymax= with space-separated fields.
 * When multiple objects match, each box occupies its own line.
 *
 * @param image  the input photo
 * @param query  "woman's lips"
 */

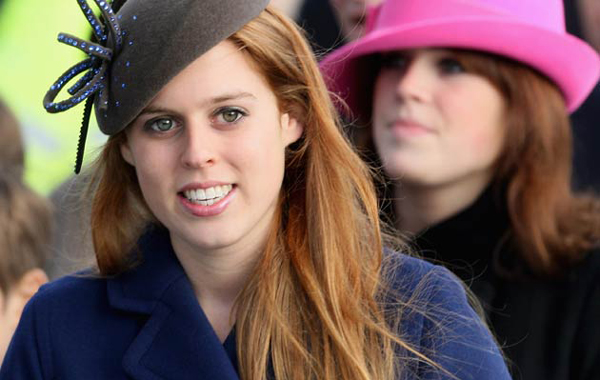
xmin=178 ymin=185 xmax=237 ymax=217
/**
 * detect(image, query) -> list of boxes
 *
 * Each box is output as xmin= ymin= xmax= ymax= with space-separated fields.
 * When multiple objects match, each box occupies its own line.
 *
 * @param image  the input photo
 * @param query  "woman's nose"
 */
xmin=180 ymin=123 xmax=217 ymax=169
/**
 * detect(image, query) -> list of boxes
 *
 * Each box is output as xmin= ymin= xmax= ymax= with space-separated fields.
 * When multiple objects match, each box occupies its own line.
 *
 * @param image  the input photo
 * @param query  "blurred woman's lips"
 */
xmin=389 ymin=119 xmax=435 ymax=138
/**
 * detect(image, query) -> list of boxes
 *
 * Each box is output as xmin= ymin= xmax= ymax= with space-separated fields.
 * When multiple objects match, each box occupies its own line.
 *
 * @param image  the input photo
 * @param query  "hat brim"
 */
xmin=320 ymin=16 xmax=600 ymax=116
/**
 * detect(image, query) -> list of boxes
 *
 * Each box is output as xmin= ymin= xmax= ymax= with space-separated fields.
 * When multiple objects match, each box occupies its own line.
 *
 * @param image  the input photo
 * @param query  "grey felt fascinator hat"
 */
xmin=44 ymin=0 xmax=269 ymax=173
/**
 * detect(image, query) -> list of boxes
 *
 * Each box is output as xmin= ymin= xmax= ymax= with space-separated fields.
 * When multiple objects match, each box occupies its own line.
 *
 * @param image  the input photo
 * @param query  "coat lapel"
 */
xmin=107 ymin=226 xmax=240 ymax=380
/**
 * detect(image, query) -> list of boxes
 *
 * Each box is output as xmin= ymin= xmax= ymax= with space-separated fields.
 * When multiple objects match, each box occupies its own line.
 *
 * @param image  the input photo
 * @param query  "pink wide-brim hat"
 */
xmin=320 ymin=0 xmax=600 ymax=116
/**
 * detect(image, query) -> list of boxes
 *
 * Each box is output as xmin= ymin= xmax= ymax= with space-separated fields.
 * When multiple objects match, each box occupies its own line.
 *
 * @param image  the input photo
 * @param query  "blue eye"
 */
xmin=438 ymin=58 xmax=465 ymax=74
xmin=216 ymin=107 xmax=246 ymax=124
xmin=147 ymin=118 xmax=177 ymax=132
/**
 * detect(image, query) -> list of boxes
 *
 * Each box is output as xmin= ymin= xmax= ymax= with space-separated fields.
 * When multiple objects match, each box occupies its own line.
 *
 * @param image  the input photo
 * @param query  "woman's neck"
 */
xmin=170 ymin=234 xmax=263 ymax=342
xmin=394 ymin=177 xmax=491 ymax=235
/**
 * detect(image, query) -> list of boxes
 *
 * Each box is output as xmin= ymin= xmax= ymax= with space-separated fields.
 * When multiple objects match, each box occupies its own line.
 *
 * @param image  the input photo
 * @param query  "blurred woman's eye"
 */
xmin=438 ymin=57 xmax=466 ymax=74
xmin=380 ymin=53 xmax=409 ymax=70
xmin=145 ymin=117 xmax=178 ymax=133
xmin=215 ymin=107 xmax=246 ymax=124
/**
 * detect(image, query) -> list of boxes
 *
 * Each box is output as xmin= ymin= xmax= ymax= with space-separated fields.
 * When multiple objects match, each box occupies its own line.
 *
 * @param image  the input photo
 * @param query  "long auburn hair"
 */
xmin=88 ymin=7 xmax=463 ymax=380
xmin=360 ymin=49 xmax=600 ymax=277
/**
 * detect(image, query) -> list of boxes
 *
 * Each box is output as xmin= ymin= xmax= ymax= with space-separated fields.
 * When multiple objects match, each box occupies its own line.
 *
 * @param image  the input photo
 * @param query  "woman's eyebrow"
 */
xmin=137 ymin=105 xmax=173 ymax=117
xmin=208 ymin=91 xmax=257 ymax=105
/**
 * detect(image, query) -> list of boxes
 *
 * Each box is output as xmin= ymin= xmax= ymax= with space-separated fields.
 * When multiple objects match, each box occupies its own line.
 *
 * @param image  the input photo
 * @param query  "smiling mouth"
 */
xmin=181 ymin=184 xmax=234 ymax=206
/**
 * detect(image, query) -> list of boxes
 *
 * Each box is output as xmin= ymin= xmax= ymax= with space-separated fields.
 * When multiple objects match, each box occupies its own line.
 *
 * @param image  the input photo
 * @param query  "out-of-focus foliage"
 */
xmin=0 ymin=0 xmax=106 ymax=194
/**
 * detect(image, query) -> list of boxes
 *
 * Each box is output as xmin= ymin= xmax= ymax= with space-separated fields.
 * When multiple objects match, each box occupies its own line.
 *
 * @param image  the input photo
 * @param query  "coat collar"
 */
xmin=412 ymin=185 xmax=513 ymax=280
xmin=107 ymin=225 xmax=240 ymax=380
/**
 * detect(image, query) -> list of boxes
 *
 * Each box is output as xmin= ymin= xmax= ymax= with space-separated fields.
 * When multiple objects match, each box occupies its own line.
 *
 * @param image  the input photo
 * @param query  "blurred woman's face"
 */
xmin=372 ymin=49 xmax=505 ymax=192
xmin=330 ymin=0 xmax=382 ymax=41
xmin=579 ymin=0 xmax=600 ymax=52
xmin=121 ymin=41 xmax=302 ymax=257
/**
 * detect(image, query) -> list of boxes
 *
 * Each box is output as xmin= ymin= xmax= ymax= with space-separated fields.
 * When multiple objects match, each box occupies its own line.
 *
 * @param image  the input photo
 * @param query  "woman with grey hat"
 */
xmin=0 ymin=0 xmax=509 ymax=378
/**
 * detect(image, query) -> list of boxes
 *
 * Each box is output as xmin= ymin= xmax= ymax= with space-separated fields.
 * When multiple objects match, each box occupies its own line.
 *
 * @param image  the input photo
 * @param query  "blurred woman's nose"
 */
xmin=180 ymin=122 xmax=217 ymax=169
xmin=394 ymin=58 xmax=434 ymax=103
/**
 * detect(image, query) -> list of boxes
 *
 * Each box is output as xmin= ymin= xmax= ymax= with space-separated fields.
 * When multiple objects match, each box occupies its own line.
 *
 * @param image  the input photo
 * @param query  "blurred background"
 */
xmin=0 ymin=0 xmax=111 ymax=194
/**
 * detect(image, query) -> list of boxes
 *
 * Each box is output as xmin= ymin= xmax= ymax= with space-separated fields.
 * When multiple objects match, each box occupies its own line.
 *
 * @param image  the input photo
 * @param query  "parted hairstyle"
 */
xmin=357 ymin=49 xmax=600 ymax=277
xmin=0 ymin=173 xmax=52 ymax=294
xmin=87 ymin=6 xmax=469 ymax=380
xmin=0 ymin=98 xmax=25 ymax=178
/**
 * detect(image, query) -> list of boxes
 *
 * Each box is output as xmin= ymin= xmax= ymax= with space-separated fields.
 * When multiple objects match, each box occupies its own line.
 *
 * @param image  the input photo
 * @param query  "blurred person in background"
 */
xmin=0 ymin=98 xmax=24 ymax=178
xmin=1 ymin=97 xmax=91 ymax=281
xmin=296 ymin=0 xmax=340 ymax=52
xmin=577 ymin=0 xmax=600 ymax=52
xmin=564 ymin=0 xmax=600 ymax=192
xmin=0 ymin=173 xmax=52 ymax=365
xmin=0 ymin=99 xmax=52 ymax=365
xmin=322 ymin=0 xmax=600 ymax=378
xmin=269 ymin=0 xmax=302 ymax=19
xmin=297 ymin=0 xmax=384 ymax=148
xmin=297 ymin=0 xmax=382 ymax=55
xmin=330 ymin=0 xmax=382 ymax=42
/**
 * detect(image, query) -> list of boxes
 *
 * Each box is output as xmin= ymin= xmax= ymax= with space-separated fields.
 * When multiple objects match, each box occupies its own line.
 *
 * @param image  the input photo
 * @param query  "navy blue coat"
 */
xmin=0 ymin=227 xmax=510 ymax=379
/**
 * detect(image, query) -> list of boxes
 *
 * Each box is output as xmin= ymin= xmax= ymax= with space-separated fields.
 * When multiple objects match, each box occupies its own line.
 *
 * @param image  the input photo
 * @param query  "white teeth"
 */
xmin=183 ymin=184 xmax=233 ymax=205
xmin=205 ymin=187 xmax=216 ymax=199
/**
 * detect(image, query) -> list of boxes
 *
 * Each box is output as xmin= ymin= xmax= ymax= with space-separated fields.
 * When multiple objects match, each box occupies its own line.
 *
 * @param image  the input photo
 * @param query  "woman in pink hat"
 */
xmin=322 ymin=0 xmax=600 ymax=378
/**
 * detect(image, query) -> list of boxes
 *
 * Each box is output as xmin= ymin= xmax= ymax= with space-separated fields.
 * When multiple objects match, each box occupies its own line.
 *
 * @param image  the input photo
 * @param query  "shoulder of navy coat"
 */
xmin=383 ymin=250 xmax=510 ymax=379
xmin=0 ymin=226 xmax=510 ymax=379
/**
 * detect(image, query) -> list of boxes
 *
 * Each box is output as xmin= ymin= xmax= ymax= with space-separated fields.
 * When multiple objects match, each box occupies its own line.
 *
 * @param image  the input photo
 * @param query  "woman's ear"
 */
xmin=120 ymin=138 xmax=135 ymax=166
xmin=281 ymin=113 xmax=304 ymax=147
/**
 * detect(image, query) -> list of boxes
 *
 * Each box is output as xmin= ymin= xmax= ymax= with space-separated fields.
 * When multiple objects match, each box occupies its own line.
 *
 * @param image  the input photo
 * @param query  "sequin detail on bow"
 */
xmin=43 ymin=0 xmax=122 ymax=113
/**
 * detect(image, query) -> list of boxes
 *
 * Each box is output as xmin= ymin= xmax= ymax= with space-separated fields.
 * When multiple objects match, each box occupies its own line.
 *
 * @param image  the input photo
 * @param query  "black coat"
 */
xmin=571 ymin=84 xmax=600 ymax=192
xmin=412 ymin=188 xmax=600 ymax=380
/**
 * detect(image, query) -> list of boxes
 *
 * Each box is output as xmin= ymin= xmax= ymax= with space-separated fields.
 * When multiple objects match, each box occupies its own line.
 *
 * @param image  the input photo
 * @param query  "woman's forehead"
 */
xmin=139 ymin=42 xmax=272 ymax=112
